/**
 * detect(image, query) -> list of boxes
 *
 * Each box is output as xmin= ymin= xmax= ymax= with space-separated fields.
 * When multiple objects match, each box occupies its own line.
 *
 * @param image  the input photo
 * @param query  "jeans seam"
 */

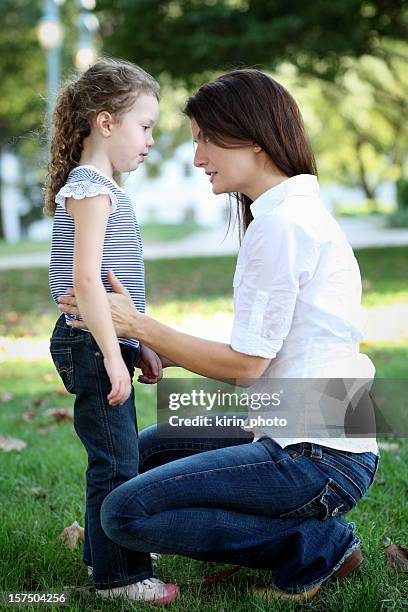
xmin=83 ymin=343 xmax=127 ymax=584
xmin=140 ymin=443 xmax=220 ymax=466
xmin=94 ymin=570 xmax=153 ymax=590
xmin=270 ymin=526 xmax=361 ymax=594
xmin=313 ymin=458 xmax=364 ymax=498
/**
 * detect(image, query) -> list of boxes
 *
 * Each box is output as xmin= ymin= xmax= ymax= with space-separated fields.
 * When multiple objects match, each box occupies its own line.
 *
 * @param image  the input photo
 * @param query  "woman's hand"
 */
xmin=58 ymin=270 xmax=142 ymax=338
xmin=137 ymin=345 xmax=163 ymax=384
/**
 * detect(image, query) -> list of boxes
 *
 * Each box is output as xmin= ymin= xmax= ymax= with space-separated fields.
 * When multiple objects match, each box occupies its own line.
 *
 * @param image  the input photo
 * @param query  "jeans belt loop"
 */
xmin=309 ymin=443 xmax=323 ymax=459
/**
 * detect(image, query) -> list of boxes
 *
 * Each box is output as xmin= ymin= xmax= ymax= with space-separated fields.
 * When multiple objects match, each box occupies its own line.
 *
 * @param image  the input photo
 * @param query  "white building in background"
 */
xmin=1 ymin=142 xmax=397 ymax=243
xmin=23 ymin=142 xmax=228 ymax=242
xmin=0 ymin=152 xmax=30 ymax=243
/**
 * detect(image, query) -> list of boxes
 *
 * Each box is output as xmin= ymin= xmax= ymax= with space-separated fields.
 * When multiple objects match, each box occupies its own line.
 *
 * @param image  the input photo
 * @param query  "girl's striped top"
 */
xmin=49 ymin=164 xmax=145 ymax=349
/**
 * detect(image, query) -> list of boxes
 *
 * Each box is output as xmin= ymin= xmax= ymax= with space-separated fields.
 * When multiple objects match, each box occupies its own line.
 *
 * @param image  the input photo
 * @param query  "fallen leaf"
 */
xmin=43 ymin=408 xmax=73 ymax=422
xmin=375 ymin=478 xmax=386 ymax=486
xmin=378 ymin=442 xmax=400 ymax=452
xmin=56 ymin=388 xmax=69 ymax=396
xmin=21 ymin=411 xmax=37 ymax=423
xmin=59 ymin=521 xmax=85 ymax=550
xmin=203 ymin=566 xmax=241 ymax=584
xmin=33 ymin=398 xmax=46 ymax=407
xmin=4 ymin=311 xmax=20 ymax=323
xmin=384 ymin=543 xmax=408 ymax=573
xmin=0 ymin=392 xmax=15 ymax=402
xmin=31 ymin=486 xmax=47 ymax=499
xmin=38 ymin=425 xmax=57 ymax=435
xmin=0 ymin=436 xmax=27 ymax=452
xmin=43 ymin=373 xmax=55 ymax=383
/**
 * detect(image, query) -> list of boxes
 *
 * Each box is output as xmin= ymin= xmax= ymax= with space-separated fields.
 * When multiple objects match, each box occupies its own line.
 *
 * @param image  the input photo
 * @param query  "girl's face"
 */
xmin=190 ymin=118 xmax=258 ymax=197
xmin=109 ymin=93 xmax=160 ymax=173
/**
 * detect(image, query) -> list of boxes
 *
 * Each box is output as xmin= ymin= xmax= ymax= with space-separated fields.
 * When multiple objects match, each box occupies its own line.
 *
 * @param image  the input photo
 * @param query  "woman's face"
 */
xmin=190 ymin=118 xmax=258 ymax=197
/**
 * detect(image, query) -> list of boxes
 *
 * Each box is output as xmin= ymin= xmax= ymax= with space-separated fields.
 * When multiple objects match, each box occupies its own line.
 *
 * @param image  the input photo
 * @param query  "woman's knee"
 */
xmin=100 ymin=479 xmax=147 ymax=544
xmin=138 ymin=424 xmax=159 ymax=472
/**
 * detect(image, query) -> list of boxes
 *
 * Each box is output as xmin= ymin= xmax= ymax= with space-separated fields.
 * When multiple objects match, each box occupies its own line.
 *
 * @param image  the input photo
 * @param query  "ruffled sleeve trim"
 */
xmin=55 ymin=180 xmax=118 ymax=213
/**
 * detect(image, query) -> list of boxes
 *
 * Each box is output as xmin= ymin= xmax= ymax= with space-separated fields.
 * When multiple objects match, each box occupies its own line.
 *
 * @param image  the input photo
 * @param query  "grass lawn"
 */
xmin=0 ymin=223 xmax=205 ymax=259
xmin=1 ymin=246 xmax=407 ymax=610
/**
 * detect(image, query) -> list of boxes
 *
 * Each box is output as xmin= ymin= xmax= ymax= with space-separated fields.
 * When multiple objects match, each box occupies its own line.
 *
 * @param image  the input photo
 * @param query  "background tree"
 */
xmin=96 ymin=0 xmax=408 ymax=82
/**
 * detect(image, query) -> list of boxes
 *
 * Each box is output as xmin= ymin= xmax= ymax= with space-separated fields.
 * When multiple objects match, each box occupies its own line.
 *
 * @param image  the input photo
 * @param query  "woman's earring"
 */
xmin=253 ymin=144 xmax=261 ymax=153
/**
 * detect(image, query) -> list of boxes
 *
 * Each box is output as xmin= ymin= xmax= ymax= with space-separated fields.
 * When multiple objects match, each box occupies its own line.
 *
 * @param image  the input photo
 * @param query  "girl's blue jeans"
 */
xmin=101 ymin=421 xmax=380 ymax=594
xmin=50 ymin=315 xmax=152 ymax=590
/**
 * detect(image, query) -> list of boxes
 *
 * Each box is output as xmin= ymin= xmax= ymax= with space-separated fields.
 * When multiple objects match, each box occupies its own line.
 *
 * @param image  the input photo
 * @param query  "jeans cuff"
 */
xmin=93 ymin=570 xmax=153 ymax=591
xmin=270 ymin=523 xmax=361 ymax=594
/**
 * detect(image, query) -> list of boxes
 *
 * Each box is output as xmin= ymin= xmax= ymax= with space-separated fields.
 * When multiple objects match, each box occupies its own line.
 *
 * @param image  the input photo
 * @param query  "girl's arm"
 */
xmin=59 ymin=270 xmax=270 ymax=381
xmin=67 ymin=196 xmax=131 ymax=405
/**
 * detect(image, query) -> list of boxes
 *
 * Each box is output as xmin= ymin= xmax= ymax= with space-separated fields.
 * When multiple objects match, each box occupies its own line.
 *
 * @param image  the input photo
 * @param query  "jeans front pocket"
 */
xmin=279 ymin=477 xmax=358 ymax=521
xmin=50 ymin=346 xmax=75 ymax=394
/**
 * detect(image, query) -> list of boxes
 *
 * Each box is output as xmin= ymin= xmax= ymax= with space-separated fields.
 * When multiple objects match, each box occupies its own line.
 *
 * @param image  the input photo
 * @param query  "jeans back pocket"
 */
xmin=50 ymin=346 xmax=75 ymax=394
xmin=279 ymin=477 xmax=357 ymax=521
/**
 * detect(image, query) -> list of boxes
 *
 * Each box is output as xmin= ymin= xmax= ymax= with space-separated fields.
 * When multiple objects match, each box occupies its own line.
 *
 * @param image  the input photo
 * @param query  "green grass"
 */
xmin=1 ymin=360 xmax=407 ymax=611
xmin=333 ymin=200 xmax=395 ymax=217
xmin=0 ymin=247 xmax=407 ymax=610
xmin=0 ymin=223 xmax=205 ymax=259
xmin=0 ymin=239 xmax=51 ymax=257
xmin=140 ymin=222 xmax=206 ymax=242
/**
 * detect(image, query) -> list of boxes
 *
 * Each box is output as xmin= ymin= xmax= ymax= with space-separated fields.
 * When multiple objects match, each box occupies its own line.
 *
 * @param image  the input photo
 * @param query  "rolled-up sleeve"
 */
xmin=230 ymin=215 xmax=319 ymax=358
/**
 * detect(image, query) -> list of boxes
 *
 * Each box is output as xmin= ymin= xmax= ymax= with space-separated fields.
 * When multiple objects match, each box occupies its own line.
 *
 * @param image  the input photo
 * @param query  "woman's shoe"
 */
xmin=97 ymin=577 xmax=179 ymax=605
xmin=253 ymin=546 xmax=363 ymax=601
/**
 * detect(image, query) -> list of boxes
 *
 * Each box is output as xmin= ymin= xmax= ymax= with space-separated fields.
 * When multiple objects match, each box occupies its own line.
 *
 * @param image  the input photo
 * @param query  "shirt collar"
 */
xmin=250 ymin=174 xmax=319 ymax=219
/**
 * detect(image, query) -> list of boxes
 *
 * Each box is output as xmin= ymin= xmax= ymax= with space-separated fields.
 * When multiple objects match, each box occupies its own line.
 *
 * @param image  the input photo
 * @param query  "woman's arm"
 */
xmin=58 ymin=270 xmax=271 ymax=381
xmin=67 ymin=196 xmax=131 ymax=405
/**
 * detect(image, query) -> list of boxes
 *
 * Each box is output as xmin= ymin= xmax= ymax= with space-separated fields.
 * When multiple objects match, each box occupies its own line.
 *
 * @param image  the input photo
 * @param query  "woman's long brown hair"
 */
xmin=183 ymin=69 xmax=317 ymax=239
xmin=44 ymin=57 xmax=159 ymax=217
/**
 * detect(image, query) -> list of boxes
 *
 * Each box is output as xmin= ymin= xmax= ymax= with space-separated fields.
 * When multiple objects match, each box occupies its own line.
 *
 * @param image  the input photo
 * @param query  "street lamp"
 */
xmin=37 ymin=0 xmax=65 ymax=135
xmin=75 ymin=0 xmax=99 ymax=72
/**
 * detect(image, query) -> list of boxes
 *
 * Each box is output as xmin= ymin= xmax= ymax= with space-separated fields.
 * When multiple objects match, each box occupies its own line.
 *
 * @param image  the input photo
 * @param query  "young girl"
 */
xmin=60 ymin=68 xmax=379 ymax=602
xmin=46 ymin=58 xmax=179 ymax=605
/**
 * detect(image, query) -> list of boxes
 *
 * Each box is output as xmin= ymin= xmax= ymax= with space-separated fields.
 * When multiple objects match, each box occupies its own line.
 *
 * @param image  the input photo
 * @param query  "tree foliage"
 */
xmin=96 ymin=0 xmax=408 ymax=82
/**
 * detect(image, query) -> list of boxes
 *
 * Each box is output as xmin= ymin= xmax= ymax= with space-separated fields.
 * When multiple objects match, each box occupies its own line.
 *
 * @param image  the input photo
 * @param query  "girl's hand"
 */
xmin=104 ymin=353 xmax=132 ymax=405
xmin=137 ymin=345 xmax=163 ymax=384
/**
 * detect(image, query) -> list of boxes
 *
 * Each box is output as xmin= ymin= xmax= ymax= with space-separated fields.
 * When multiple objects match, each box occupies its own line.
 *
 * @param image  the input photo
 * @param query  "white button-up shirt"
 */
xmin=230 ymin=174 xmax=378 ymax=454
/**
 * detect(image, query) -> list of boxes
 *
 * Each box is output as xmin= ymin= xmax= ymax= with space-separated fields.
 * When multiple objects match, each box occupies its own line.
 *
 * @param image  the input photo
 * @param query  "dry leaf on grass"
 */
xmin=384 ymin=543 xmax=408 ymax=573
xmin=0 ymin=435 xmax=27 ymax=452
xmin=203 ymin=566 xmax=241 ymax=584
xmin=38 ymin=425 xmax=57 ymax=435
xmin=31 ymin=486 xmax=47 ymax=499
xmin=0 ymin=392 xmax=15 ymax=402
xmin=21 ymin=411 xmax=37 ymax=423
xmin=59 ymin=521 xmax=85 ymax=550
xmin=43 ymin=407 xmax=73 ymax=422
xmin=43 ymin=373 xmax=55 ymax=383
xmin=378 ymin=442 xmax=401 ymax=452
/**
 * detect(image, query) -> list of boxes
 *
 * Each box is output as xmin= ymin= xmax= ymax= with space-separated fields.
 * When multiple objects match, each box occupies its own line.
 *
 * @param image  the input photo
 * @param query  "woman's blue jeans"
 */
xmin=101 ymin=421 xmax=380 ymax=594
xmin=50 ymin=315 xmax=153 ymax=589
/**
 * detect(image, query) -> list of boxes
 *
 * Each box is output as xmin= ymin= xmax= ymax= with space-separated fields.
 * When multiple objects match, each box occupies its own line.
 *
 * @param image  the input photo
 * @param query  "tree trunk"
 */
xmin=355 ymin=139 xmax=377 ymax=200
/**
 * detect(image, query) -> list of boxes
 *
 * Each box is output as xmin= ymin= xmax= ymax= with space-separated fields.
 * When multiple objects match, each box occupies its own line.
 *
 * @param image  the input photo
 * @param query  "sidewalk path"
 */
xmin=1 ymin=215 xmax=407 ymax=270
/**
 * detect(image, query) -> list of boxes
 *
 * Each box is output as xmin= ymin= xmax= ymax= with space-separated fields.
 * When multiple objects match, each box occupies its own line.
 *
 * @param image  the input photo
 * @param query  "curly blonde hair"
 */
xmin=44 ymin=57 xmax=160 ymax=217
